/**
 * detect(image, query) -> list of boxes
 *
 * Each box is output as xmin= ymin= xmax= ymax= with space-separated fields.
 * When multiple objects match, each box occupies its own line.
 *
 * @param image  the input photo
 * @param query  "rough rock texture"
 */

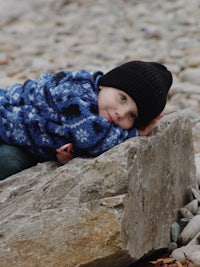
xmin=0 ymin=113 xmax=196 ymax=267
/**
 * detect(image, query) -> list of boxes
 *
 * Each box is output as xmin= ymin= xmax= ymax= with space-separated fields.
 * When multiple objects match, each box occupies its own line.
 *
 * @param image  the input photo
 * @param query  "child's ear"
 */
xmin=139 ymin=113 xmax=163 ymax=136
xmin=155 ymin=113 xmax=163 ymax=125
xmin=148 ymin=113 xmax=163 ymax=126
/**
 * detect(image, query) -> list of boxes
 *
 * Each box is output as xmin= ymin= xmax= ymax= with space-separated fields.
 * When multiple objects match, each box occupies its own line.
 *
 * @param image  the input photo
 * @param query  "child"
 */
xmin=0 ymin=60 xmax=172 ymax=179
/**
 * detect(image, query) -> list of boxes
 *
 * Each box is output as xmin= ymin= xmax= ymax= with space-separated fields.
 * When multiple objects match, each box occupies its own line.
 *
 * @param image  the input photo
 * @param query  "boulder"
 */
xmin=0 ymin=113 xmax=196 ymax=267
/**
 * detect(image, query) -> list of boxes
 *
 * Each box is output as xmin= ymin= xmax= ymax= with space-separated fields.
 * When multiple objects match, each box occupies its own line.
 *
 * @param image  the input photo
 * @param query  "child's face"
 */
xmin=98 ymin=86 xmax=138 ymax=130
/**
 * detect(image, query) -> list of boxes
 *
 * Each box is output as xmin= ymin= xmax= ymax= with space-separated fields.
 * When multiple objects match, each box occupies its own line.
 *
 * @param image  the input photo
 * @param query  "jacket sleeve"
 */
xmin=47 ymin=73 xmax=140 ymax=157
xmin=69 ymin=116 xmax=139 ymax=157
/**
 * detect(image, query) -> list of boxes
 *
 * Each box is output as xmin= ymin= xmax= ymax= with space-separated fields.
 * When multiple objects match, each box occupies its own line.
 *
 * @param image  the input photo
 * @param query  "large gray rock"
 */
xmin=0 ymin=113 xmax=196 ymax=267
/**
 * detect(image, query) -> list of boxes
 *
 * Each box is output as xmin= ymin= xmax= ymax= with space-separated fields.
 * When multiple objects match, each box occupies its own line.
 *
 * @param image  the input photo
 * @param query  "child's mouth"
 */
xmin=107 ymin=112 xmax=114 ymax=123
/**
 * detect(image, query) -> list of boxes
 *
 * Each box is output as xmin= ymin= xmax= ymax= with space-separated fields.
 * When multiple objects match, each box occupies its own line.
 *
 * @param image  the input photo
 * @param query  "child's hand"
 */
xmin=56 ymin=143 xmax=75 ymax=164
xmin=139 ymin=114 xmax=163 ymax=136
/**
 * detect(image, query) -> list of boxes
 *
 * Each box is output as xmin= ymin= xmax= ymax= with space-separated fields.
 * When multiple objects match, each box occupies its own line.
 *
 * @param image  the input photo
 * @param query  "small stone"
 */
xmin=171 ymin=245 xmax=200 ymax=265
xmin=179 ymin=215 xmax=200 ymax=245
xmin=186 ymin=55 xmax=200 ymax=67
xmin=171 ymin=222 xmax=181 ymax=243
xmin=184 ymin=199 xmax=198 ymax=215
xmin=179 ymin=207 xmax=194 ymax=219
xmin=168 ymin=242 xmax=178 ymax=252
xmin=179 ymin=68 xmax=200 ymax=85
xmin=170 ymin=247 xmax=186 ymax=262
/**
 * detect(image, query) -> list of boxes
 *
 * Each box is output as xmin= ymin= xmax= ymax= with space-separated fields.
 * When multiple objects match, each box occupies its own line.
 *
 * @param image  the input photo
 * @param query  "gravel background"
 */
xmin=0 ymin=0 xmax=200 ymax=153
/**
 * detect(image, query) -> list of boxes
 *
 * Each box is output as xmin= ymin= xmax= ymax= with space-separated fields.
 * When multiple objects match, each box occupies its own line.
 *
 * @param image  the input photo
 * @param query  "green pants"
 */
xmin=0 ymin=144 xmax=38 ymax=180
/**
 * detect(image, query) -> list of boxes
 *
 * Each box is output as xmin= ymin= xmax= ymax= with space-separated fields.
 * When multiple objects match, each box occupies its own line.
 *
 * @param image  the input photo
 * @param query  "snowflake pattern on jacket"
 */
xmin=0 ymin=70 xmax=138 ymax=160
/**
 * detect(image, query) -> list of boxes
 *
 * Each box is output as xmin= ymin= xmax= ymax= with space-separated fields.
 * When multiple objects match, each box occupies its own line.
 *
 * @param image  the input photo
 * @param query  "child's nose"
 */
xmin=116 ymin=109 xmax=126 ymax=120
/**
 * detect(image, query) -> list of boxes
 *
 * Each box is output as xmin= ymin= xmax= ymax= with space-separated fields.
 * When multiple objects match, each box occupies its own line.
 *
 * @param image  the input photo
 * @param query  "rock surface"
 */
xmin=0 ymin=113 xmax=196 ymax=267
xmin=0 ymin=0 xmax=200 ymax=266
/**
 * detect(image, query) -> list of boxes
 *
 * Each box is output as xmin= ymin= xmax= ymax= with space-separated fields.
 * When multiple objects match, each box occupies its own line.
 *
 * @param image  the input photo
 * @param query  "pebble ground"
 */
xmin=0 ymin=1 xmax=200 ymax=265
xmin=0 ymin=0 xmax=199 ymax=151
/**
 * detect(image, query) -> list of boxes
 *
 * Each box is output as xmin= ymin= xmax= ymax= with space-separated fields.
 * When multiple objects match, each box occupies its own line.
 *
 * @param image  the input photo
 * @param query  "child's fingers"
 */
xmin=56 ymin=143 xmax=73 ymax=153
xmin=56 ymin=143 xmax=75 ymax=165
xmin=56 ymin=149 xmax=75 ymax=164
xmin=62 ymin=143 xmax=73 ymax=152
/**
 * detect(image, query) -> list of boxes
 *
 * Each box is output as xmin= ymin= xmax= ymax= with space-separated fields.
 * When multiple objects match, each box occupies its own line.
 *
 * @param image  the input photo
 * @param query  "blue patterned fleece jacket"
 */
xmin=0 ymin=70 xmax=138 ymax=161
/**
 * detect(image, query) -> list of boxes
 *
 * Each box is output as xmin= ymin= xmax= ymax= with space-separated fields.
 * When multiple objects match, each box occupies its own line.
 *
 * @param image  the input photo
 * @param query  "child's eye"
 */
xmin=120 ymin=94 xmax=127 ymax=102
xmin=130 ymin=113 xmax=137 ymax=122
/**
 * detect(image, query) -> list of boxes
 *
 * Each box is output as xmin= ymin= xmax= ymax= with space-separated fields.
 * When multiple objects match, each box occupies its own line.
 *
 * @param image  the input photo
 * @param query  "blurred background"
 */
xmin=0 ymin=0 xmax=200 ymax=152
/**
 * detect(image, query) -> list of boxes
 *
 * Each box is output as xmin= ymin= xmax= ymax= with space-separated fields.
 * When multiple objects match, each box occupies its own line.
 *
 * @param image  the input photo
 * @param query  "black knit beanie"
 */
xmin=98 ymin=60 xmax=173 ymax=128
